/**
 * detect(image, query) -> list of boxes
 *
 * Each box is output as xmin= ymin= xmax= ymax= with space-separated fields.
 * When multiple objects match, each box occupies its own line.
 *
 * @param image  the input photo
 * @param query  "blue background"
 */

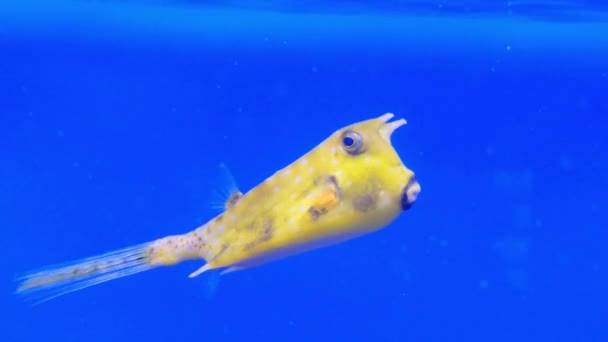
xmin=1 ymin=1 xmax=607 ymax=341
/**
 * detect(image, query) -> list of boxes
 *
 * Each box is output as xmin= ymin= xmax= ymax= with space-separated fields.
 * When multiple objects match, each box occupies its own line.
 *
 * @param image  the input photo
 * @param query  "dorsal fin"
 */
xmin=225 ymin=191 xmax=243 ymax=209
xmin=209 ymin=163 xmax=243 ymax=211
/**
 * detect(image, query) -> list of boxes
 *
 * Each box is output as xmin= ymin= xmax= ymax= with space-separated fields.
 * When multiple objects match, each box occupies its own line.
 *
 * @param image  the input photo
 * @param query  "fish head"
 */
xmin=308 ymin=112 xmax=420 ymax=234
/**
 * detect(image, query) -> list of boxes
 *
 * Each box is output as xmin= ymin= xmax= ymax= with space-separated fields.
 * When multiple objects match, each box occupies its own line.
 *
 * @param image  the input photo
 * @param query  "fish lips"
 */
xmin=401 ymin=177 xmax=421 ymax=211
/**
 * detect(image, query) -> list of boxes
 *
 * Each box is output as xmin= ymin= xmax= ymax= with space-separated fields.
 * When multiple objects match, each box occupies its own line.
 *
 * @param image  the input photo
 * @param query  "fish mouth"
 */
xmin=401 ymin=176 xmax=421 ymax=211
xmin=379 ymin=113 xmax=407 ymax=142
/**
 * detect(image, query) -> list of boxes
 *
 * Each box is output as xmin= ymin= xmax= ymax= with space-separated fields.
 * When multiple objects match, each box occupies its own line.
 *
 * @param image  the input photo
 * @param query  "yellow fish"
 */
xmin=15 ymin=113 xmax=421 ymax=303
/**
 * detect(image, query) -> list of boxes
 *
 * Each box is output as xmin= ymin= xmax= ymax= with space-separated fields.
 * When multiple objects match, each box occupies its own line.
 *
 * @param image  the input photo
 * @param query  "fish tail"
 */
xmin=15 ymin=234 xmax=203 ymax=304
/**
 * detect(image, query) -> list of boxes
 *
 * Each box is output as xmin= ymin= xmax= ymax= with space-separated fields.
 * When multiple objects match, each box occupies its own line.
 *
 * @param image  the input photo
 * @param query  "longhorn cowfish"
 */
xmin=16 ymin=113 xmax=421 ymax=303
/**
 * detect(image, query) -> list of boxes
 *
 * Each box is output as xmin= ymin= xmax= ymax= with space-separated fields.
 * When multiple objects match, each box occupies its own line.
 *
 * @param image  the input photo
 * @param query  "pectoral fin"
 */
xmin=308 ymin=174 xmax=342 ymax=220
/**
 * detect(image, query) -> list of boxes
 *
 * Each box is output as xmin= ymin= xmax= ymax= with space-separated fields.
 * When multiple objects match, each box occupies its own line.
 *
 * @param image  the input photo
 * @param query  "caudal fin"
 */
xmin=15 ymin=241 xmax=158 ymax=304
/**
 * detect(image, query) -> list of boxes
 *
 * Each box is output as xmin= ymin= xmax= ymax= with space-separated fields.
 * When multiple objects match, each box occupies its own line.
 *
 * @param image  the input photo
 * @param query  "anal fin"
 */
xmin=189 ymin=264 xmax=213 ymax=278
xmin=189 ymin=264 xmax=246 ymax=278
xmin=220 ymin=266 xmax=247 ymax=275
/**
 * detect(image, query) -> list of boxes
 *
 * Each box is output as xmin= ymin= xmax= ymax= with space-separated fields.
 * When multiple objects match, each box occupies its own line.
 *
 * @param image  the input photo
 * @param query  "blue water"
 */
xmin=1 ymin=1 xmax=607 ymax=341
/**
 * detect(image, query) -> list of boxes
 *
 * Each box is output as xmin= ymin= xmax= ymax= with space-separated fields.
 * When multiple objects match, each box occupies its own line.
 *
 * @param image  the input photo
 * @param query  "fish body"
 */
xmin=16 ymin=113 xmax=420 ymax=303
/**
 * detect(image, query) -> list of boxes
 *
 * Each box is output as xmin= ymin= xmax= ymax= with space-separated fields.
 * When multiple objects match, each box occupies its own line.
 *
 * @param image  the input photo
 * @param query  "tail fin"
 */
xmin=15 ymin=241 xmax=158 ymax=304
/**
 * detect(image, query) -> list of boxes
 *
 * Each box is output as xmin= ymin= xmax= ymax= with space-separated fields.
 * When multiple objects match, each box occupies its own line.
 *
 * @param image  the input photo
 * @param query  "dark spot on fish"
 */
xmin=308 ymin=206 xmax=328 ymax=221
xmin=314 ymin=175 xmax=341 ymax=192
xmin=328 ymin=175 xmax=342 ymax=198
xmin=244 ymin=218 xmax=274 ymax=250
xmin=353 ymin=194 xmax=376 ymax=212
xmin=226 ymin=192 xmax=243 ymax=209
xmin=215 ymin=215 xmax=223 ymax=223
xmin=217 ymin=244 xmax=229 ymax=258
xmin=314 ymin=174 xmax=343 ymax=199
xmin=196 ymin=235 xmax=205 ymax=246
xmin=208 ymin=243 xmax=229 ymax=263
xmin=262 ymin=220 xmax=273 ymax=240
xmin=309 ymin=207 xmax=321 ymax=220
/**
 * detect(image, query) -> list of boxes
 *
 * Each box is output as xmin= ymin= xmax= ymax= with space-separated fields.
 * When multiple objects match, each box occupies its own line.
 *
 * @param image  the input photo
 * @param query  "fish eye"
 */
xmin=341 ymin=130 xmax=363 ymax=155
